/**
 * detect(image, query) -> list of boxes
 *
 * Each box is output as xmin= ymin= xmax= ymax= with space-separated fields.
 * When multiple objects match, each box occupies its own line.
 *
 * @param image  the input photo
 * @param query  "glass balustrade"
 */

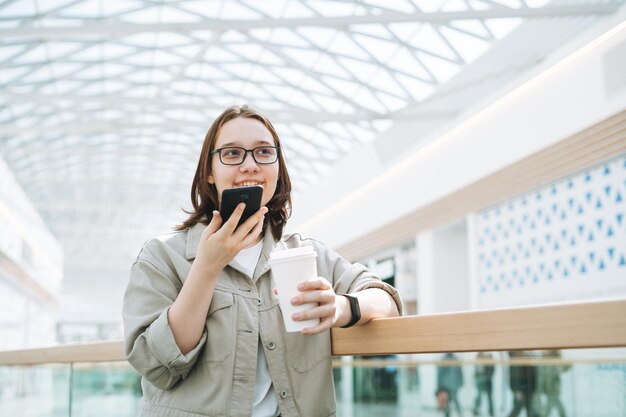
xmin=0 ymin=362 xmax=140 ymax=417
xmin=334 ymin=348 xmax=626 ymax=417
xmin=1 ymin=348 xmax=624 ymax=417
xmin=70 ymin=362 xmax=141 ymax=417
xmin=0 ymin=364 xmax=71 ymax=417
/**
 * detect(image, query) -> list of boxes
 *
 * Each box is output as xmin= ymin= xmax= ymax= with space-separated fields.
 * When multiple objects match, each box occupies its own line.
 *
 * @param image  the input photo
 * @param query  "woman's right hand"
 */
xmin=194 ymin=203 xmax=268 ymax=276
xmin=169 ymin=203 xmax=266 ymax=355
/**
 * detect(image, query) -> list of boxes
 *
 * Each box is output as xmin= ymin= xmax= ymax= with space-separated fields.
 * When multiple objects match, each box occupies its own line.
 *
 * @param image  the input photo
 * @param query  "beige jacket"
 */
xmin=123 ymin=223 xmax=402 ymax=417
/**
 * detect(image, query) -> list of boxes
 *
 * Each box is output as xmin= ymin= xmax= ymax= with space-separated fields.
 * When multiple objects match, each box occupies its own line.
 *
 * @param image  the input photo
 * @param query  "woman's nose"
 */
xmin=240 ymin=152 xmax=260 ymax=171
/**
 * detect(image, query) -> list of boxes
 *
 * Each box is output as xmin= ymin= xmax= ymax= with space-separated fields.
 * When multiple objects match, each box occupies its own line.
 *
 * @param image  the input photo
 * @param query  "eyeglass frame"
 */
xmin=211 ymin=145 xmax=280 ymax=166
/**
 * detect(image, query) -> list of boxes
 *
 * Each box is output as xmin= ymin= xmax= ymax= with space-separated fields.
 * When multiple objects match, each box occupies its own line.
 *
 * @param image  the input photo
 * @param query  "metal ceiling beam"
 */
xmin=3 ymin=91 xmax=225 ymax=109
xmin=0 ymin=111 xmax=457 ymax=137
xmin=0 ymin=5 xmax=619 ymax=39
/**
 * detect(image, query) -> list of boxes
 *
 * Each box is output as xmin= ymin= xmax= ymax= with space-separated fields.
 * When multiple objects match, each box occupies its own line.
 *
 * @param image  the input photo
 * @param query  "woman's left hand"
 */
xmin=289 ymin=277 xmax=349 ymax=335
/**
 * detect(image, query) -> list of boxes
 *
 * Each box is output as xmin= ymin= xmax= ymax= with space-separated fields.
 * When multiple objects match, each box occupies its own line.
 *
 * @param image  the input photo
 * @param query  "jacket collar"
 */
xmin=185 ymin=222 xmax=205 ymax=260
xmin=254 ymin=230 xmax=280 ymax=280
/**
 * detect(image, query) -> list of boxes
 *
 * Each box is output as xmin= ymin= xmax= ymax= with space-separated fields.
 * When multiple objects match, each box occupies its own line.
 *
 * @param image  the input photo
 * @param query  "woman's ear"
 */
xmin=208 ymin=175 xmax=215 ymax=184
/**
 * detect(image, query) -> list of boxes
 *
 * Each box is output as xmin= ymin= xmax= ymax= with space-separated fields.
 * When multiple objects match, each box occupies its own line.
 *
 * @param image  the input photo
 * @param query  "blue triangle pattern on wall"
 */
xmin=475 ymin=155 xmax=626 ymax=296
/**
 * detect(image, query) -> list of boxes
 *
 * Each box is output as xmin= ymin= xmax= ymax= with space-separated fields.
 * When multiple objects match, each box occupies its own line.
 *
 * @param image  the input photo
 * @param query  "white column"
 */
xmin=467 ymin=213 xmax=480 ymax=310
xmin=416 ymin=231 xmax=435 ymax=315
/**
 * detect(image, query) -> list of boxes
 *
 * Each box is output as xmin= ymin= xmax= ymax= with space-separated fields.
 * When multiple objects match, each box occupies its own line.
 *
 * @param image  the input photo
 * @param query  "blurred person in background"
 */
xmin=508 ymin=350 xmax=539 ymax=417
xmin=472 ymin=351 xmax=495 ymax=417
xmin=538 ymin=350 xmax=569 ymax=417
xmin=437 ymin=352 xmax=465 ymax=417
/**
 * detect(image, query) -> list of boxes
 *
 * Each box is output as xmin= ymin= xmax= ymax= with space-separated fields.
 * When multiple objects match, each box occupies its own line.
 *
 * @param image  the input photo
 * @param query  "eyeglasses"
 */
xmin=212 ymin=146 xmax=279 ymax=165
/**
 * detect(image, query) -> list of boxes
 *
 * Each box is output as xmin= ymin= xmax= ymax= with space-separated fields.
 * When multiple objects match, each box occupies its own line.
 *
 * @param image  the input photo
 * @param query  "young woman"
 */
xmin=123 ymin=105 xmax=402 ymax=417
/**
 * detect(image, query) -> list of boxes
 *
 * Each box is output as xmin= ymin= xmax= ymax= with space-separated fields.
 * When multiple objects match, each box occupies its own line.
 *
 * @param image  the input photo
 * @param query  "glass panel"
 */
xmin=333 ymin=348 xmax=626 ymax=417
xmin=0 ymin=364 xmax=71 ymax=417
xmin=70 ymin=362 xmax=141 ymax=417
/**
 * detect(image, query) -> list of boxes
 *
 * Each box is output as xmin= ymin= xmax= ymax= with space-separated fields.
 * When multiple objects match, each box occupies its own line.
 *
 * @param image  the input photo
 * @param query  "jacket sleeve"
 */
xmin=122 ymin=254 xmax=207 ymax=390
xmin=315 ymin=240 xmax=403 ymax=316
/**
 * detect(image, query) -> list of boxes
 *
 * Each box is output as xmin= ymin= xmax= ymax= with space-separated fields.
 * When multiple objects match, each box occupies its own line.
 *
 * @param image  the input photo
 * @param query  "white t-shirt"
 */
xmin=230 ymin=240 xmax=279 ymax=417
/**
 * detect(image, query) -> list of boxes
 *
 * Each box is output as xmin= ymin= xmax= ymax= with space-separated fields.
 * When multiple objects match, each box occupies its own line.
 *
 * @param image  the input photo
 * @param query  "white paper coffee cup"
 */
xmin=269 ymin=246 xmax=320 ymax=332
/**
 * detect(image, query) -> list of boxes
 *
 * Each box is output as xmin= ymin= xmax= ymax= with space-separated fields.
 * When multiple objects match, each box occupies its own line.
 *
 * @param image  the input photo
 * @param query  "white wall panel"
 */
xmin=289 ymin=15 xmax=626 ymax=252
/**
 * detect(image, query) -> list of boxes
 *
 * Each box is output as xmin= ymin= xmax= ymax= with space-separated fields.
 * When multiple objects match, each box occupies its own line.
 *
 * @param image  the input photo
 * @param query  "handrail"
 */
xmin=0 ymin=340 xmax=124 ymax=366
xmin=1 ymin=299 xmax=625 ymax=366
xmin=332 ymin=298 xmax=626 ymax=355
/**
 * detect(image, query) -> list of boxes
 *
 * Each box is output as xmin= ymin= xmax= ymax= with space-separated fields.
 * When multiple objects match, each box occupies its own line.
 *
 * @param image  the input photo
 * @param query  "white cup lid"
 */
xmin=269 ymin=245 xmax=316 ymax=261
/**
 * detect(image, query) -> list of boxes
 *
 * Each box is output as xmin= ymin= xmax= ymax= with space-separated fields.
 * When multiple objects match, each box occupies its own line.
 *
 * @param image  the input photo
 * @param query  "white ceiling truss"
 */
xmin=0 ymin=0 xmax=624 ymax=320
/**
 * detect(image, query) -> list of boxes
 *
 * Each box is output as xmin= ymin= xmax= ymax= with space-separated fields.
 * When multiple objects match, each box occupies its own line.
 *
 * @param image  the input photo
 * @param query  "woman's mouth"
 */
xmin=234 ymin=181 xmax=264 ymax=188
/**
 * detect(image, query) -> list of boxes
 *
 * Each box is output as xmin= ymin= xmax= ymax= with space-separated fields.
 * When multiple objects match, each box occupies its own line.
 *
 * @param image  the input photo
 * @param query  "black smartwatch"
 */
xmin=340 ymin=294 xmax=361 ymax=328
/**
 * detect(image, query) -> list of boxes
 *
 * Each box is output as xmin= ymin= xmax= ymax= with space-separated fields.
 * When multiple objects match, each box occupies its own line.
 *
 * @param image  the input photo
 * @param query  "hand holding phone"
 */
xmin=220 ymin=185 xmax=263 ymax=227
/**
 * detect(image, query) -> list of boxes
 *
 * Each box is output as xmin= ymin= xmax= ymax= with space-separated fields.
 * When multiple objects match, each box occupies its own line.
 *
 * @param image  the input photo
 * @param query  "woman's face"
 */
xmin=209 ymin=117 xmax=279 ymax=208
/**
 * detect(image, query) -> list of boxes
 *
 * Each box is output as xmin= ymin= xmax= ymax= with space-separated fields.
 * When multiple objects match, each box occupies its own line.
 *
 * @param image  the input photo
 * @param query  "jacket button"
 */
xmin=267 ymin=341 xmax=276 ymax=350
xmin=280 ymin=390 xmax=288 ymax=398
xmin=257 ymin=299 xmax=262 ymax=306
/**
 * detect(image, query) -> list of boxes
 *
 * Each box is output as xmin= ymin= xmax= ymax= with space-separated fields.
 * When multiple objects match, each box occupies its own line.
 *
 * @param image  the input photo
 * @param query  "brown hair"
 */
xmin=176 ymin=105 xmax=292 ymax=241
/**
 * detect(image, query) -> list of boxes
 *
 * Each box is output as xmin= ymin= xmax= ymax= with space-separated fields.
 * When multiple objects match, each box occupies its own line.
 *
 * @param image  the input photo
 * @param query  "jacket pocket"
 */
xmin=200 ymin=289 xmax=234 ymax=363
xmin=284 ymin=330 xmax=331 ymax=373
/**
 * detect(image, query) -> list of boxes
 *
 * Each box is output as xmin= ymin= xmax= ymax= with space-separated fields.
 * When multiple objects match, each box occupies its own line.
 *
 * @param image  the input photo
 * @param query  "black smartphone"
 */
xmin=220 ymin=185 xmax=263 ymax=227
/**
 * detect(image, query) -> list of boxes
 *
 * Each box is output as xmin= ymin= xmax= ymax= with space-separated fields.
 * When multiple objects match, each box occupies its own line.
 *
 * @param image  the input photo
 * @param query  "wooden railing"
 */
xmin=1 ymin=299 xmax=625 ymax=366
xmin=331 ymin=298 xmax=626 ymax=355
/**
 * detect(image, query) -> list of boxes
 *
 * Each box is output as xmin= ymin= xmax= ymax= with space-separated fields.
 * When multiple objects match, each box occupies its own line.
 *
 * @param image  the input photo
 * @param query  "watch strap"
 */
xmin=340 ymin=294 xmax=361 ymax=328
